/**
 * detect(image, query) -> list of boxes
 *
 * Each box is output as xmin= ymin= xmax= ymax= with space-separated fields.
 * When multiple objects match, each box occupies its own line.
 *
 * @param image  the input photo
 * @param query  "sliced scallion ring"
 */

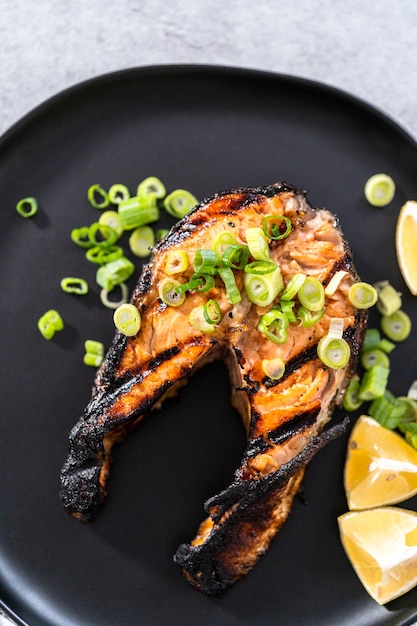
xmin=262 ymin=214 xmax=292 ymax=240
xmin=324 ymin=270 xmax=348 ymax=296
xmin=193 ymin=249 xmax=218 ymax=275
xmin=280 ymin=273 xmax=306 ymax=301
xmin=328 ymin=317 xmax=344 ymax=338
xmin=165 ymin=250 xmax=188 ymax=275
xmin=113 ymin=303 xmax=141 ymax=336
xmin=348 ymin=282 xmax=378 ymax=309
xmin=87 ymin=184 xmax=110 ymax=209
xmin=317 ymin=336 xmax=351 ymax=369
xmin=218 ymin=267 xmax=242 ymax=304
xmin=364 ymin=173 xmax=396 ymax=207
xmin=221 ymin=245 xmax=250 ymax=270
xmin=358 ymin=365 xmax=390 ymax=401
xmin=98 ymin=210 xmax=123 ymax=238
xmin=37 ymin=309 xmax=64 ymax=340
xmin=129 ymin=226 xmax=155 ymax=257
xmin=244 ymin=266 xmax=283 ymax=306
xmin=375 ymin=282 xmax=402 ymax=316
xmin=298 ymin=277 xmax=325 ymax=312
xmin=158 ymin=277 xmax=186 ymax=307
xmin=380 ymin=309 xmax=411 ymax=342
xmin=118 ymin=195 xmax=159 ymax=230
xmin=245 ymin=227 xmax=270 ymax=262
xmin=244 ymin=260 xmax=277 ymax=275
xmin=16 ymin=196 xmax=38 ymax=218
xmin=189 ymin=305 xmax=215 ymax=334
xmin=258 ymin=310 xmax=289 ymax=344
xmin=212 ymin=231 xmax=238 ymax=260
xmin=108 ymin=184 xmax=130 ymax=204
xmin=100 ymin=282 xmax=129 ymax=309
xmin=262 ymin=357 xmax=285 ymax=380
xmin=203 ymin=299 xmax=222 ymax=325
xmin=137 ymin=176 xmax=166 ymax=199
xmin=60 ymin=277 xmax=89 ymax=295
xmin=360 ymin=348 xmax=390 ymax=370
xmin=163 ymin=189 xmax=198 ymax=218
xmin=86 ymin=244 xmax=123 ymax=265
xmin=343 ymin=377 xmax=363 ymax=411
xmin=96 ymin=257 xmax=135 ymax=291
xmin=297 ymin=306 xmax=324 ymax=328
xmin=83 ymin=340 xmax=105 ymax=367
xmin=88 ymin=222 xmax=118 ymax=248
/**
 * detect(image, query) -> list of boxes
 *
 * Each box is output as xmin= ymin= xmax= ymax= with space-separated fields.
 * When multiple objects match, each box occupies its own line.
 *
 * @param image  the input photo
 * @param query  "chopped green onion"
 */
xmin=362 ymin=328 xmax=381 ymax=352
xmin=343 ymin=377 xmax=363 ymax=411
xmin=244 ymin=265 xmax=283 ymax=306
xmin=328 ymin=317 xmax=344 ymax=338
xmin=262 ymin=214 xmax=292 ymax=240
xmin=280 ymin=273 xmax=306 ymax=301
xmin=156 ymin=228 xmax=169 ymax=241
xmin=100 ymin=282 xmax=129 ymax=309
xmin=88 ymin=222 xmax=118 ymax=248
xmin=245 ymin=227 xmax=270 ymax=261
xmin=397 ymin=396 xmax=417 ymax=422
xmin=189 ymin=305 xmax=215 ymax=333
xmin=113 ymin=303 xmax=141 ymax=336
xmin=380 ymin=309 xmax=411 ymax=342
xmin=83 ymin=340 xmax=105 ymax=367
xmin=218 ymin=267 xmax=242 ymax=304
xmin=98 ymin=210 xmax=123 ymax=238
xmin=118 ymin=195 xmax=159 ymax=230
xmin=137 ymin=176 xmax=166 ymax=199
xmin=212 ymin=231 xmax=238 ymax=260
xmin=317 ymin=336 xmax=351 ymax=369
xmin=368 ymin=390 xmax=407 ymax=429
xmin=348 ymin=282 xmax=378 ymax=309
xmin=193 ymin=249 xmax=218 ymax=275
xmin=86 ymin=244 xmax=123 ymax=265
xmin=87 ymin=184 xmax=110 ymax=209
xmin=165 ymin=250 xmax=188 ymax=275
xmin=158 ymin=277 xmax=186 ymax=307
xmin=358 ymin=364 xmax=390 ymax=401
xmin=108 ymin=184 xmax=130 ymax=204
xmin=96 ymin=257 xmax=135 ymax=291
xmin=297 ymin=306 xmax=324 ymax=328
xmin=244 ymin=260 xmax=277 ymax=275
xmin=37 ymin=309 xmax=64 ymax=340
xmin=280 ymin=299 xmax=297 ymax=323
xmin=324 ymin=270 xmax=348 ymax=296
xmin=60 ymin=277 xmax=89 ymax=295
xmin=16 ymin=196 xmax=38 ymax=218
xmin=364 ymin=173 xmax=395 ymax=207
xmin=129 ymin=226 xmax=155 ymax=257
xmin=361 ymin=348 xmax=390 ymax=370
xmin=203 ymin=299 xmax=222 ymax=325
xmin=71 ymin=226 xmax=94 ymax=248
xmin=176 ymin=273 xmax=215 ymax=294
xmin=262 ymin=357 xmax=285 ymax=380
xmin=258 ymin=310 xmax=289 ymax=345
xmin=375 ymin=282 xmax=402 ymax=316
xmin=163 ymin=189 xmax=198 ymax=218
xmin=377 ymin=338 xmax=396 ymax=354
xmin=298 ymin=277 xmax=325 ymax=312
xmin=221 ymin=245 xmax=250 ymax=270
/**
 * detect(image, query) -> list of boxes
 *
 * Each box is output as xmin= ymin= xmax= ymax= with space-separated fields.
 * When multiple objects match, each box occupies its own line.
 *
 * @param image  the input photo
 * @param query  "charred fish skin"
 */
xmin=60 ymin=181 xmax=367 ymax=592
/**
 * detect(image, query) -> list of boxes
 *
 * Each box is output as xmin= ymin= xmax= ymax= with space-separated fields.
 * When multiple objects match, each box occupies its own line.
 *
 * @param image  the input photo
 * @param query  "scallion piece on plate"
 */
xmin=212 ymin=231 xmax=238 ymax=260
xmin=297 ymin=306 xmax=324 ymax=328
xmin=244 ymin=265 xmax=283 ymax=306
xmin=222 ymin=245 xmax=250 ymax=270
xmin=193 ymin=249 xmax=218 ymax=275
xmin=87 ymin=184 xmax=110 ymax=209
xmin=343 ymin=376 xmax=363 ymax=412
xmin=129 ymin=226 xmax=155 ymax=257
xmin=88 ymin=222 xmax=118 ymax=248
xmin=262 ymin=357 xmax=285 ymax=380
xmin=189 ymin=306 xmax=215 ymax=333
xmin=317 ymin=336 xmax=350 ymax=369
xmin=375 ymin=282 xmax=402 ymax=316
xmin=348 ymin=282 xmax=378 ymax=309
xmin=358 ymin=364 xmax=390 ymax=401
xmin=245 ymin=227 xmax=271 ymax=262
xmin=163 ymin=189 xmax=198 ymax=218
xmin=71 ymin=226 xmax=94 ymax=248
xmin=100 ymin=282 xmax=129 ymax=309
xmin=113 ymin=303 xmax=141 ymax=336
xmin=118 ymin=195 xmax=159 ymax=230
xmin=96 ymin=257 xmax=135 ymax=291
xmin=108 ymin=184 xmax=130 ymax=204
xmin=262 ymin=214 xmax=292 ymax=240
xmin=360 ymin=348 xmax=390 ymax=370
xmin=280 ymin=299 xmax=297 ymax=323
xmin=16 ymin=196 xmax=38 ymax=218
xmin=86 ymin=244 xmax=123 ymax=265
xmin=298 ymin=277 xmax=325 ymax=312
xmin=258 ymin=310 xmax=289 ymax=345
xmin=83 ymin=340 xmax=105 ymax=367
xmin=156 ymin=228 xmax=169 ymax=241
xmin=362 ymin=328 xmax=381 ymax=352
xmin=244 ymin=260 xmax=277 ymax=275
xmin=203 ymin=299 xmax=222 ymax=325
xmin=137 ymin=176 xmax=166 ymax=199
xmin=158 ymin=277 xmax=186 ymax=307
xmin=60 ymin=277 xmax=89 ymax=295
xmin=165 ymin=250 xmax=189 ymax=275
xmin=368 ymin=390 xmax=407 ymax=429
xmin=364 ymin=173 xmax=396 ymax=207
xmin=98 ymin=210 xmax=123 ymax=238
xmin=324 ymin=270 xmax=348 ymax=296
xmin=380 ymin=309 xmax=411 ymax=342
xmin=37 ymin=309 xmax=64 ymax=340
xmin=218 ymin=267 xmax=242 ymax=305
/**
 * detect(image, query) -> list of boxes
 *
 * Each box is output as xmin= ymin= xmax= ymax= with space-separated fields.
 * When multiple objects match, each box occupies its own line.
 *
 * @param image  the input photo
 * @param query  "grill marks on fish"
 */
xmin=60 ymin=182 xmax=367 ymax=593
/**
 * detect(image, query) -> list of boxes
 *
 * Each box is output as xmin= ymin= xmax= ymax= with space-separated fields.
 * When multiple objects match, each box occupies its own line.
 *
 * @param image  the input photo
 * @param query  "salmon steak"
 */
xmin=60 ymin=181 xmax=367 ymax=596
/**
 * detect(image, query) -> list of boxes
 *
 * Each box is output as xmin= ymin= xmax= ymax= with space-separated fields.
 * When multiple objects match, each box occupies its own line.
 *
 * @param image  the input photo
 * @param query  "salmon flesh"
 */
xmin=60 ymin=182 xmax=367 ymax=595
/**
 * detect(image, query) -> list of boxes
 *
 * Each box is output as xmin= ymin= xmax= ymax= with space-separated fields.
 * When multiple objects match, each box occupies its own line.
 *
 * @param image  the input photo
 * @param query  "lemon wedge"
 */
xmin=396 ymin=200 xmax=417 ymax=295
xmin=344 ymin=415 xmax=417 ymax=510
xmin=338 ymin=507 xmax=417 ymax=604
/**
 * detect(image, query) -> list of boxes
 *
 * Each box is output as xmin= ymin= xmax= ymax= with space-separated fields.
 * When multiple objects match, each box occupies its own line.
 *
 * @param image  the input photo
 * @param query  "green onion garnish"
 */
xmin=158 ymin=277 xmax=186 ymax=307
xmin=137 ymin=176 xmax=167 ymax=199
xmin=163 ymin=189 xmax=198 ymax=218
xmin=113 ymin=303 xmax=141 ymax=337
xmin=358 ymin=364 xmax=390 ymax=401
xmin=16 ymin=196 xmax=38 ymax=218
xmin=87 ymin=184 xmax=110 ymax=209
xmin=343 ymin=376 xmax=363 ymax=412
xmin=212 ymin=231 xmax=238 ymax=260
xmin=156 ymin=228 xmax=169 ymax=242
xmin=244 ymin=260 xmax=277 ymax=275
xmin=368 ymin=390 xmax=408 ymax=429
xmin=83 ymin=340 xmax=105 ymax=367
xmin=297 ymin=306 xmax=324 ymax=328
xmin=129 ymin=226 xmax=155 ymax=258
xmin=348 ymin=282 xmax=378 ymax=309
xmin=262 ymin=214 xmax=292 ymax=240
xmin=362 ymin=328 xmax=381 ymax=352
xmin=380 ymin=309 xmax=412 ymax=342
xmin=37 ymin=309 xmax=64 ymax=340
xmin=189 ymin=305 xmax=216 ymax=334
xmin=118 ymin=195 xmax=159 ymax=230
xmin=218 ymin=267 xmax=242 ymax=305
xmin=280 ymin=299 xmax=297 ymax=323
xmin=108 ymin=184 xmax=130 ymax=204
xmin=298 ymin=277 xmax=325 ymax=312
xmin=245 ymin=227 xmax=271 ymax=262
xmin=88 ymin=222 xmax=118 ymax=248
xmin=244 ymin=265 xmax=283 ymax=307
xmin=262 ymin=357 xmax=285 ymax=380
xmin=86 ymin=245 xmax=123 ymax=265
xmin=98 ymin=210 xmax=123 ymax=238
xmin=60 ymin=277 xmax=89 ymax=295
xmin=193 ymin=249 xmax=218 ymax=275
xmin=258 ymin=310 xmax=289 ymax=345
xmin=203 ymin=299 xmax=222 ymax=325
xmin=100 ymin=283 xmax=129 ymax=309
xmin=317 ymin=336 xmax=351 ymax=369
xmin=360 ymin=348 xmax=390 ymax=371
xmin=374 ymin=281 xmax=402 ymax=316
xmin=165 ymin=250 xmax=189 ymax=275
xmin=364 ymin=173 xmax=396 ymax=207
xmin=221 ymin=245 xmax=250 ymax=270
xmin=96 ymin=257 xmax=135 ymax=291
xmin=71 ymin=226 xmax=93 ymax=248
xmin=280 ymin=273 xmax=306 ymax=301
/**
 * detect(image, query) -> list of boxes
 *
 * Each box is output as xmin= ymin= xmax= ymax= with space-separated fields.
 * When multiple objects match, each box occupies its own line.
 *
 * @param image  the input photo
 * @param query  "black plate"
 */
xmin=1 ymin=65 xmax=417 ymax=626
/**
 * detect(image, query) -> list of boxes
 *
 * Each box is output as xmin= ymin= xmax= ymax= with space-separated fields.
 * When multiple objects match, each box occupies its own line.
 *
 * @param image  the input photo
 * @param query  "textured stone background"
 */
xmin=1 ymin=0 xmax=417 ymax=138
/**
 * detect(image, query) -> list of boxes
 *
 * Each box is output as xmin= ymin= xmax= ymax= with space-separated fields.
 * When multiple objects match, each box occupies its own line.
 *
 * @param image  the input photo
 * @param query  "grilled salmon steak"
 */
xmin=60 ymin=182 xmax=367 ymax=595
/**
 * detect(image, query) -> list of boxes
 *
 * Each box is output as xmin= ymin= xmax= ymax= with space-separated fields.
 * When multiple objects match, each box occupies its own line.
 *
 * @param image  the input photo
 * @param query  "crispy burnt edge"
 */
xmin=174 ymin=417 xmax=350 ymax=597
xmin=59 ymin=182 xmax=303 ymax=521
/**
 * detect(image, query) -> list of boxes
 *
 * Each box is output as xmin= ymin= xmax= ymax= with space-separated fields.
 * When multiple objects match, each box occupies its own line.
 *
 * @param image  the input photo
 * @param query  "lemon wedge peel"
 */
xmin=396 ymin=200 xmax=417 ymax=296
